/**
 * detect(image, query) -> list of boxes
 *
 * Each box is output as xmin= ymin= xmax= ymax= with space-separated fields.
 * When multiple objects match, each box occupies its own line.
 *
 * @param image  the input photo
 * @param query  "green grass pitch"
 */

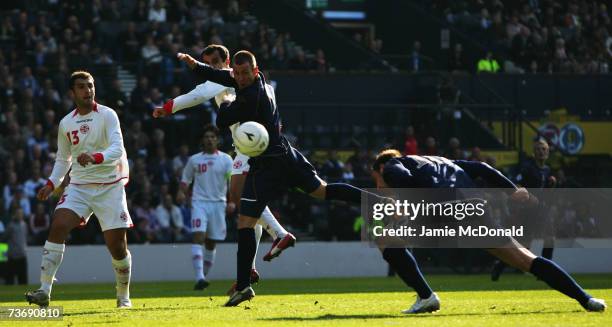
xmin=1 ymin=274 xmax=610 ymax=326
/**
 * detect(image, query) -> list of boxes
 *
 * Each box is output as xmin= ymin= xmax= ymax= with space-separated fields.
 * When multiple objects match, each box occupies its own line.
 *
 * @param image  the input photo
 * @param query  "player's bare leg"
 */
xmin=487 ymin=244 xmax=606 ymax=311
xmin=225 ymin=214 xmax=258 ymax=307
xmin=192 ymin=231 xmax=209 ymax=290
xmin=26 ymin=208 xmax=81 ymax=307
xmin=103 ymin=228 xmax=132 ymax=308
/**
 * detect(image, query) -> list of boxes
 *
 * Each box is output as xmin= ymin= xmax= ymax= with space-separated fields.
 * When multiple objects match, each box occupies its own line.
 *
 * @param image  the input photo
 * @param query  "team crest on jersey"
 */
xmin=120 ymin=211 xmax=128 ymax=222
xmin=207 ymin=160 xmax=214 ymax=166
xmin=233 ymin=160 xmax=243 ymax=169
xmin=80 ymin=124 xmax=90 ymax=134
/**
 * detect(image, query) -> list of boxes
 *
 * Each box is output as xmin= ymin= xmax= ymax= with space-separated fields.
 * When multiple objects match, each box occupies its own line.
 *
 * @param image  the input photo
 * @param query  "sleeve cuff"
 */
xmin=46 ymin=179 xmax=55 ymax=189
xmin=163 ymin=99 xmax=174 ymax=115
xmin=92 ymin=153 xmax=104 ymax=164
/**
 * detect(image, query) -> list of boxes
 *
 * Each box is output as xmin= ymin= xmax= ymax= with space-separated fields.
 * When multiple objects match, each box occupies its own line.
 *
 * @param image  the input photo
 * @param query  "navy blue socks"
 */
xmin=236 ymin=228 xmax=257 ymax=291
xmin=529 ymin=256 xmax=591 ymax=307
xmin=383 ymin=248 xmax=433 ymax=299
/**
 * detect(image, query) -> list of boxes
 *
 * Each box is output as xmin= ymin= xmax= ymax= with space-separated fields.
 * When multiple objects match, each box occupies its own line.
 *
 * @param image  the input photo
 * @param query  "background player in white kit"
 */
xmin=26 ymin=71 xmax=133 ymax=308
xmin=181 ymin=125 xmax=233 ymax=290
xmin=152 ymin=45 xmax=295 ymax=275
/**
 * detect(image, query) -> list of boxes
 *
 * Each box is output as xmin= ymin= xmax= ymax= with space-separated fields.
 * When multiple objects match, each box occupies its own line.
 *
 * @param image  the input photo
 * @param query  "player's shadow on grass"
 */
xmin=2 ymin=274 xmax=610 ymax=301
xmin=259 ymin=310 xmax=583 ymax=321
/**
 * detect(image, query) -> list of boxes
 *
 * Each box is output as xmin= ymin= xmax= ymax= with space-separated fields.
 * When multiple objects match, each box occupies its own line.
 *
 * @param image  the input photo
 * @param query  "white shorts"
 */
xmin=56 ymin=183 xmax=133 ymax=231
xmin=191 ymin=201 xmax=226 ymax=240
xmin=231 ymin=151 xmax=251 ymax=175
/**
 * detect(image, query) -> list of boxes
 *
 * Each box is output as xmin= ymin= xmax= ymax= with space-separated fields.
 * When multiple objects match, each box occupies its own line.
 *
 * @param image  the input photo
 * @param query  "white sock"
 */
xmin=253 ymin=224 xmax=263 ymax=269
xmin=203 ymin=248 xmax=216 ymax=277
xmin=111 ymin=250 xmax=131 ymax=300
xmin=40 ymin=241 xmax=65 ymax=294
xmin=191 ymin=244 xmax=204 ymax=281
xmin=261 ymin=206 xmax=287 ymax=239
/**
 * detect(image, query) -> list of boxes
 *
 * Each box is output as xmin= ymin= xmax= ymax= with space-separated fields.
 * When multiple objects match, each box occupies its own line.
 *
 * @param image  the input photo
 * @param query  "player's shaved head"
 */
xmin=233 ymin=50 xmax=257 ymax=69
xmin=373 ymin=149 xmax=402 ymax=172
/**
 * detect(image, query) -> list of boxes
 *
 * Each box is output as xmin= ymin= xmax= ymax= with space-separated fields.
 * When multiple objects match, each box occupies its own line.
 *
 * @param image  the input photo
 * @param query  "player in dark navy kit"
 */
xmin=177 ymin=50 xmax=390 ymax=307
xmin=491 ymin=138 xmax=556 ymax=281
xmin=370 ymin=149 xmax=606 ymax=313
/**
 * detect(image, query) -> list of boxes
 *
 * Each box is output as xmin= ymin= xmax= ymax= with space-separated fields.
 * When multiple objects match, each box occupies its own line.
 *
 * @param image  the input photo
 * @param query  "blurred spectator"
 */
xmin=314 ymin=49 xmax=328 ymax=72
xmin=150 ymin=146 xmax=173 ymax=185
xmin=19 ymin=66 xmax=40 ymax=95
xmin=105 ymin=79 xmax=128 ymax=120
xmin=135 ymin=198 xmax=160 ymax=243
xmin=446 ymin=137 xmax=465 ymax=160
xmin=23 ymin=164 xmax=46 ymax=201
xmin=288 ymin=49 xmax=312 ymax=71
xmin=29 ymin=202 xmax=49 ymax=245
xmin=176 ymin=191 xmax=191 ymax=233
xmin=403 ymin=126 xmax=418 ymax=155
xmin=2 ymin=207 xmax=28 ymax=285
xmin=409 ymin=41 xmax=422 ymax=72
xmin=477 ymin=51 xmax=501 ymax=73
xmin=321 ymin=150 xmax=344 ymax=182
xmin=148 ymin=0 xmax=167 ymax=23
xmin=448 ymin=43 xmax=468 ymax=73
xmin=9 ymin=186 xmax=31 ymax=217
xmin=468 ymin=147 xmax=484 ymax=161
xmin=342 ymin=163 xmax=355 ymax=182
xmin=155 ymin=194 xmax=184 ymax=242
xmin=422 ymin=136 xmax=439 ymax=155
xmin=172 ymin=144 xmax=191 ymax=177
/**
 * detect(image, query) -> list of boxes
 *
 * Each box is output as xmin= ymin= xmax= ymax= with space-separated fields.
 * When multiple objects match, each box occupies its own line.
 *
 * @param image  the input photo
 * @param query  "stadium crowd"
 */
xmin=0 ymin=0 xmax=602 ymax=248
xmin=429 ymin=0 xmax=612 ymax=73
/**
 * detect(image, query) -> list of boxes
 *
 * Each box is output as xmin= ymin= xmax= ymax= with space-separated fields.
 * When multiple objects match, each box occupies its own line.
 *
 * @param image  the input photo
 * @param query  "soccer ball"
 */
xmin=233 ymin=121 xmax=269 ymax=157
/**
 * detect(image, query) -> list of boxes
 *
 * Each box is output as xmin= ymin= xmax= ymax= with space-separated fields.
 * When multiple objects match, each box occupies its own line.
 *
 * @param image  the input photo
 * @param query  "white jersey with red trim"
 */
xmin=182 ymin=151 xmax=233 ymax=202
xmin=170 ymin=78 xmax=236 ymax=114
xmin=48 ymin=103 xmax=129 ymax=187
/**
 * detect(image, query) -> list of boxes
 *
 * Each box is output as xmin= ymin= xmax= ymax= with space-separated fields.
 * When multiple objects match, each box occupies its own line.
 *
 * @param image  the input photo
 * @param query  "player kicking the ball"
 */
xmin=153 ymin=45 xmax=296 ymax=289
xmin=26 ymin=71 xmax=133 ymax=308
xmin=178 ymin=50 xmax=391 ymax=307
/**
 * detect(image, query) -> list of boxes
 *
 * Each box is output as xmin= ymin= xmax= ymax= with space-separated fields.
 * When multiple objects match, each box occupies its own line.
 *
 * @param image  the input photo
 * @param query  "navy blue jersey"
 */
xmin=382 ymin=156 xmax=516 ymax=189
xmin=192 ymin=63 xmax=288 ymax=157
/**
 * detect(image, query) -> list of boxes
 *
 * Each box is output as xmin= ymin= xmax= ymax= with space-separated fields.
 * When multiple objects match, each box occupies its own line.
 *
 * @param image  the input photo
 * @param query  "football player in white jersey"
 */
xmin=152 ymin=45 xmax=296 ymax=285
xmin=181 ymin=125 xmax=233 ymax=289
xmin=26 ymin=71 xmax=133 ymax=308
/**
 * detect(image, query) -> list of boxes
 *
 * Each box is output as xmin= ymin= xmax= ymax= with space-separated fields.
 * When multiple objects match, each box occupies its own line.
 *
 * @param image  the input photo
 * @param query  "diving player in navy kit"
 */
xmin=371 ymin=149 xmax=606 ymax=313
xmin=177 ymin=50 xmax=390 ymax=307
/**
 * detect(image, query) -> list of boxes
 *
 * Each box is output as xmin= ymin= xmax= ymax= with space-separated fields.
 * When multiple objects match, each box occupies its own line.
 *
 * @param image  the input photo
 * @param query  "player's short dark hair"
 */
xmin=201 ymin=44 xmax=229 ymax=63
xmin=202 ymin=124 xmax=220 ymax=137
xmin=233 ymin=50 xmax=257 ymax=68
xmin=373 ymin=149 xmax=401 ymax=172
xmin=69 ymin=71 xmax=94 ymax=90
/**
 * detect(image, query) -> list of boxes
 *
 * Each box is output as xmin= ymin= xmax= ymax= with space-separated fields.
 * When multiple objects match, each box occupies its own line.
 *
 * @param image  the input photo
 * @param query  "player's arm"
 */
xmin=78 ymin=109 xmax=125 ymax=167
xmin=180 ymin=157 xmax=194 ymax=197
xmin=454 ymin=160 xmax=517 ymax=189
xmin=216 ymin=91 xmax=256 ymax=129
xmin=224 ymin=156 xmax=236 ymax=214
xmin=177 ymin=52 xmax=237 ymax=88
xmin=40 ymin=122 xmax=72 ymax=200
xmin=153 ymin=82 xmax=228 ymax=117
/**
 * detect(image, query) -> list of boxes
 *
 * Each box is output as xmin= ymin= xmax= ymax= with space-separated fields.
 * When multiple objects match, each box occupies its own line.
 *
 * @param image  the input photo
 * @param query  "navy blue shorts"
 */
xmin=240 ymin=146 xmax=321 ymax=217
